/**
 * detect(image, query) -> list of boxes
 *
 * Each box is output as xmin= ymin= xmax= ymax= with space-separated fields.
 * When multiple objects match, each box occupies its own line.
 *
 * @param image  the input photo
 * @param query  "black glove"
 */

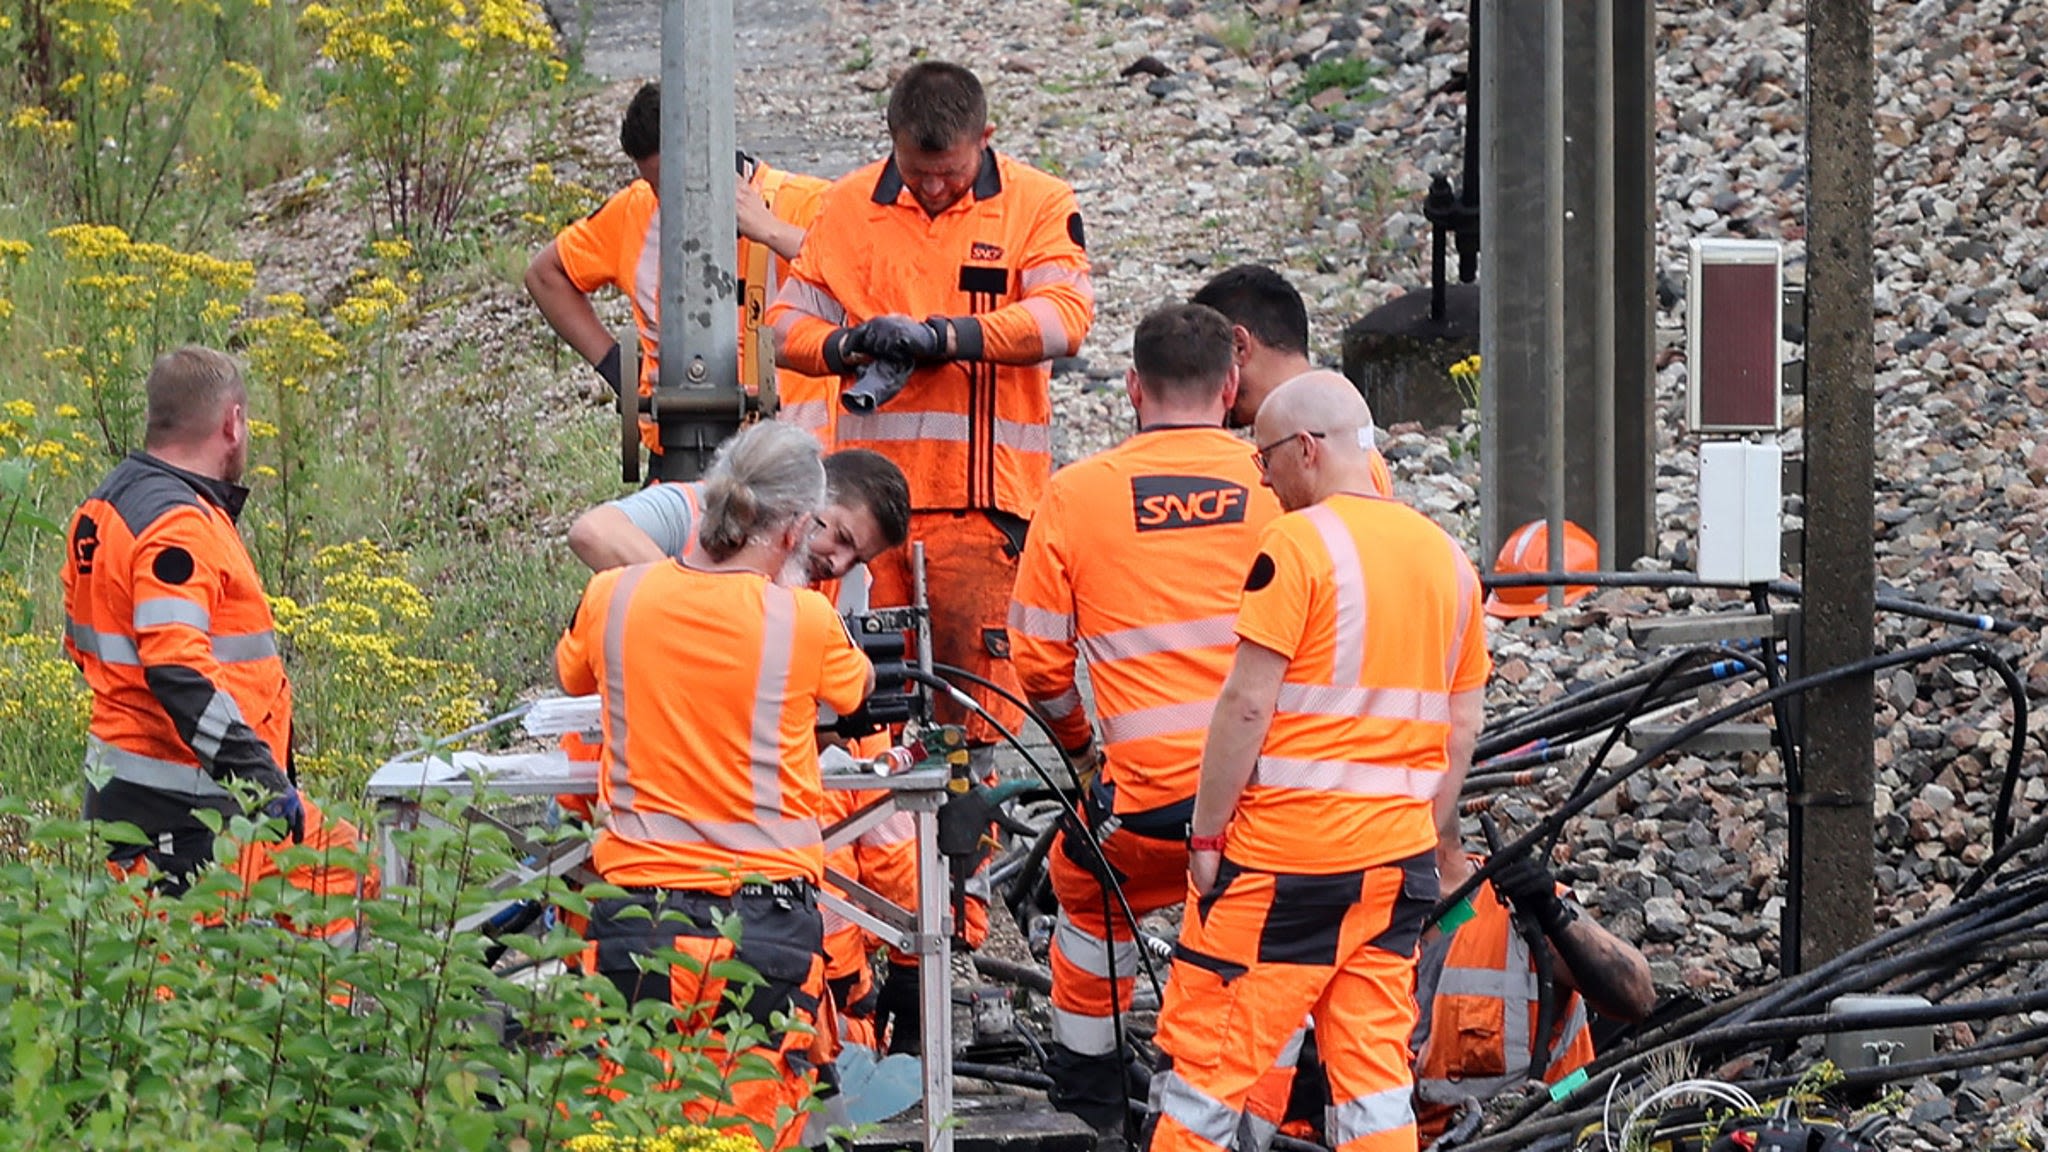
xmin=262 ymin=786 xmax=306 ymax=843
xmin=847 ymin=315 xmax=945 ymax=363
xmin=1491 ymin=849 xmax=1575 ymax=936
xmin=594 ymin=342 xmax=623 ymax=396
xmin=873 ymin=958 xmax=924 ymax=1055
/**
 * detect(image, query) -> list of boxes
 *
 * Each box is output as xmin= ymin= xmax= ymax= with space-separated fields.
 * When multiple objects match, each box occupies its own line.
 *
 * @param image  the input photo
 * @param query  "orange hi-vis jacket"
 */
xmin=765 ymin=149 xmax=1095 ymax=515
xmin=554 ymin=164 xmax=833 ymax=455
xmin=1009 ymin=426 xmax=1282 ymax=816
xmin=1413 ymin=875 xmax=1593 ymax=1137
xmin=63 ymin=453 xmax=293 ymax=811
xmin=555 ymin=560 xmax=872 ymax=891
xmin=1229 ymin=493 xmax=1490 ymax=874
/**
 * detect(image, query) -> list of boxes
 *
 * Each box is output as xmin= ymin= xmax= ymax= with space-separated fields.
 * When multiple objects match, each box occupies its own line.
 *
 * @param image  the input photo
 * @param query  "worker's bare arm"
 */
xmin=1548 ymin=913 xmax=1657 ymax=1023
xmin=525 ymin=240 xmax=618 ymax=368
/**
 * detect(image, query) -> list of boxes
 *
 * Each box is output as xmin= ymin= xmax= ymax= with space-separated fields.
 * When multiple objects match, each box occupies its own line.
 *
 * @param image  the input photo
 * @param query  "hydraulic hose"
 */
xmin=1430 ymin=633 xmax=1981 ymax=927
xmin=955 ymin=1061 xmax=1054 ymax=1091
xmin=1478 ymin=570 xmax=2021 ymax=634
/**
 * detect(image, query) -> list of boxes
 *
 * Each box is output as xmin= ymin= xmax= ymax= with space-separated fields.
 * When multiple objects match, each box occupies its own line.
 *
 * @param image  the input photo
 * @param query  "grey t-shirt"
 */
xmin=609 ymin=480 xmax=705 ymax=559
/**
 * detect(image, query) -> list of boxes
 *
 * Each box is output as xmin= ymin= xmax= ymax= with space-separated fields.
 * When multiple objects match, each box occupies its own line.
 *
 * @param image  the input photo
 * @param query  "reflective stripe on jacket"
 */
xmin=1228 ymin=494 xmax=1490 ymax=873
xmin=554 ymin=560 xmax=873 ymax=891
xmin=765 ymin=149 xmax=1094 ymax=515
xmin=63 ymin=452 xmax=291 ymax=802
xmin=1009 ymin=426 xmax=1280 ymax=814
xmin=1412 ymin=877 xmax=1592 ymax=1138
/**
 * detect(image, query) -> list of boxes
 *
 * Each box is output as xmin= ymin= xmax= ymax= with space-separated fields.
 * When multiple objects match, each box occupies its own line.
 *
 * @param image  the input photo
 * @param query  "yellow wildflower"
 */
xmin=2 ymin=399 xmax=36 ymax=421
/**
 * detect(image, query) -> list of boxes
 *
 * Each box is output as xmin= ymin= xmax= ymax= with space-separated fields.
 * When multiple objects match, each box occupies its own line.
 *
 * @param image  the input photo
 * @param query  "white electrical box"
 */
xmin=1697 ymin=441 xmax=1781 ymax=583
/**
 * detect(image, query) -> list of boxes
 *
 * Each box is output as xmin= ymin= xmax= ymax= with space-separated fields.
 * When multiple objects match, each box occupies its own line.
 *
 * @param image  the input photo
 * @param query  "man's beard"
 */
xmin=778 ymin=538 xmax=818 ymax=588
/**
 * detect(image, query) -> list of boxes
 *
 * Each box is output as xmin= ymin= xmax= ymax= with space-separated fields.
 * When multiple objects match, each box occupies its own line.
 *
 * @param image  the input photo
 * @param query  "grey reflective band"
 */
xmin=67 ymin=619 xmax=140 ymax=665
xmin=606 ymin=809 xmax=822 ymax=853
xmin=1054 ymin=911 xmax=1139 ymax=980
xmin=839 ymin=410 xmax=972 ymax=443
xmin=85 ymin=736 xmax=230 ymax=799
xmin=1048 ymin=1004 xmax=1119 ymax=1055
xmin=1272 ymin=683 xmax=1451 ymax=725
xmin=993 ymin=417 xmax=1052 ymax=455
xmin=1101 ymin=698 xmax=1216 ymax=745
xmin=133 ymin=597 xmax=212 ymax=632
xmin=1249 ymin=757 xmax=1442 ymax=801
xmin=1153 ymin=1070 xmax=1242 ymax=1150
xmin=1034 ymin=686 xmax=1084 ymax=721
xmin=601 ymin=565 xmax=655 ymax=813
xmin=748 ymin=586 xmax=798 ymax=822
xmin=1326 ymin=1085 xmax=1414 ymax=1146
xmin=1303 ymin=504 xmax=1366 ymax=686
xmin=1021 ymin=297 xmax=1072 ymax=359
xmin=1078 ymin=614 xmax=1237 ymax=665
xmin=1007 ymin=601 xmax=1075 ymax=643
xmin=211 ymin=630 xmax=279 ymax=663
xmin=190 ymin=689 xmax=248 ymax=765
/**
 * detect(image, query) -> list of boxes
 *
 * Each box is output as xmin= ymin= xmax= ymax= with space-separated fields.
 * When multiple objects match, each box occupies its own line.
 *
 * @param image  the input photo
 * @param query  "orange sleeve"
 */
xmin=554 ymin=184 xmax=639 ymax=295
xmin=1006 ymin=480 xmax=1090 ymax=751
xmin=765 ymin=198 xmax=853 ymax=378
xmin=1233 ymin=520 xmax=1316 ymax=661
xmin=806 ymin=590 xmax=873 ymax=717
xmin=554 ymin=572 xmax=610 ymax=697
xmin=130 ymin=511 xmax=288 ymax=791
xmin=1370 ymin=450 xmax=1394 ymax=498
xmin=963 ymin=183 xmax=1094 ymax=365
xmin=1449 ymin=549 xmax=1492 ymax=693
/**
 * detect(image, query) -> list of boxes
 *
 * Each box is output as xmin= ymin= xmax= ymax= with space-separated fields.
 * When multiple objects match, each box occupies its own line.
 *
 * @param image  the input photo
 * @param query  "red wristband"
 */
xmin=1187 ymin=833 xmax=1227 ymax=853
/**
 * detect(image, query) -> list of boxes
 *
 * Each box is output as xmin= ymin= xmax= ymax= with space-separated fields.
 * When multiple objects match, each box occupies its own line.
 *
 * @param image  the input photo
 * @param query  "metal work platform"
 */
xmin=365 ymin=713 xmax=962 ymax=1152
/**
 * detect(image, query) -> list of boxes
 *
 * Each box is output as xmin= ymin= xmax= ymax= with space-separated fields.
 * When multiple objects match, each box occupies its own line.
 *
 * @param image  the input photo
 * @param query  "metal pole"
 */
xmin=1798 ymin=0 xmax=1877 ymax=968
xmin=1611 ymin=0 xmax=1656 ymax=567
xmin=913 ymin=793 xmax=955 ymax=1152
xmin=658 ymin=0 xmax=742 ymax=481
xmin=1592 ymin=0 xmax=1617 ymax=569
xmin=1477 ymin=0 xmax=1502 ymax=560
xmin=1544 ymin=0 xmax=1566 ymax=608
xmin=1459 ymin=4 xmax=1480 ymax=283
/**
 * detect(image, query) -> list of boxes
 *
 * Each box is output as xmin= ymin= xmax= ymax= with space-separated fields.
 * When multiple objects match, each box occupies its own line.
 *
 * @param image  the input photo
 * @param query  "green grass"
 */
xmin=1293 ymin=56 xmax=1379 ymax=105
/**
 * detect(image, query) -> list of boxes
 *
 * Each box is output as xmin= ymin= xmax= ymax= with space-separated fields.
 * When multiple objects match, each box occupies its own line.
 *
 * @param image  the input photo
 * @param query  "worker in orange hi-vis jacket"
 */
xmin=63 ymin=346 xmax=375 ymax=938
xmin=1191 ymin=264 xmax=1395 ymax=497
xmin=523 ymin=82 xmax=836 ymax=476
xmin=765 ymin=60 xmax=1095 ymax=768
xmin=1145 ymin=373 xmax=1489 ymax=1152
xmin=558 ymin=422 xmax=875 ymax=1149
xmin=1007 ymin=303 xmax=1290 ymax=1148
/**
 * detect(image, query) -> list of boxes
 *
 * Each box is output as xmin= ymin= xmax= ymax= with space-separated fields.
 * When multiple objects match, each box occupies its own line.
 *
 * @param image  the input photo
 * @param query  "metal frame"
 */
xmin=365 ymin=748 xmax=957 ymax=1152
xmin=1686 ymin=237 xmax=1786 ymax=434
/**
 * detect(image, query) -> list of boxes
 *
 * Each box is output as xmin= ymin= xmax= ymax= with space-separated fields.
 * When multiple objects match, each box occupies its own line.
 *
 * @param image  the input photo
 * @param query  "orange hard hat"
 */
xmin=1484 ymin=519 xmax=1599 ymax=619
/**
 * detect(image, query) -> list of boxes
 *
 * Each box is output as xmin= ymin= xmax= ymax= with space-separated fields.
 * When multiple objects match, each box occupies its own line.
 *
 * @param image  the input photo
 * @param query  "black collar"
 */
xmin=133 ymin=450 xmax=250 ymax=521
xmin=1135 ymin=422 xmax=1229 ymax=434
xmin=871 ymin=148 xmax=1004 ymax=209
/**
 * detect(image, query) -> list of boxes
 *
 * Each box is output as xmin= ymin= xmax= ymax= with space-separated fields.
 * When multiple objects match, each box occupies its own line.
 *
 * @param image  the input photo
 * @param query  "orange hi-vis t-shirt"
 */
xmin=554 ymin=166 xmax=832 ymax=455
xmin=555 ymin=560 xmax=873 ymax=891
xmin=1228 ymin=493 xmax=1490 ymax=874
xmin=765 ymin=149 xmax=1095 ymax=515
xmin=1009 ymin=426 xmax=1281 ymax=816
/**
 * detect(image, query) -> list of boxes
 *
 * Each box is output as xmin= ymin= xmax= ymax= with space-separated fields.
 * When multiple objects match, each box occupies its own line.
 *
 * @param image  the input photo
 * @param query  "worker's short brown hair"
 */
xmin=621 ymin=83 xmax=661 ymax=161
xmin=824 ymin=449 xmax=911 ymax=549
xmin=1192 ymin=264 xmax=1309 ymax=357
xmin=1133 ymin=304 xmax=1236 ymax=404
xmin=886 ymin=62 xmax=987 ymax=153
xmin=144 ymin=346 xmax=245 ymax=448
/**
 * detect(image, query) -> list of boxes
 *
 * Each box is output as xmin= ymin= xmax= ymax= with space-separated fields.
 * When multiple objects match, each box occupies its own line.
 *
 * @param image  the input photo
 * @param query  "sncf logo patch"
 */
xmin=1132 ymin=475 xmax=1249 ymax=532
xmin=970 ymin=241 xmax=1005 ymax=262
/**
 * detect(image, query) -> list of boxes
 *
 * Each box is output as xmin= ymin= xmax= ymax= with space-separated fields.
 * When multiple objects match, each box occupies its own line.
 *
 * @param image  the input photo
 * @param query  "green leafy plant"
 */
xmin=0 ymin=793 xmax=805 ymax=1150
xmin=1292 ymin=56 xmax=1377 ymax=105
xmin=300 ymin=0 xmax=567 ymax=243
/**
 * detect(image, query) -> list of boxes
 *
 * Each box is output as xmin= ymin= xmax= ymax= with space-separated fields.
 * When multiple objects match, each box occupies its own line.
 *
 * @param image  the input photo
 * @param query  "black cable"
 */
xmin=1430 ymin=633 xmax=1980 ymax=926
xmin=971 ymin=954 xmax=1053 ymax=996
xmin=909 ymin=664 xmax=1164 ymax=1114
xmin=1964 ymin=641 xmax=2031 ymax=851
xmin=925 ymin=662 xmax=1167 ymax=1003
xmin=955 ymin=1061 xmax=1054 ymax=1091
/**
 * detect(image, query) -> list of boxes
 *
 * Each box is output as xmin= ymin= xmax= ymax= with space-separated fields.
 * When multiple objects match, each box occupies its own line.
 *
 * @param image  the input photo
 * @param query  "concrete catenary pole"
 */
xmin=1797 ymin=0 xmax=1877 ymax=968
xmin=656 ymin=0 xmax=744 ymax=480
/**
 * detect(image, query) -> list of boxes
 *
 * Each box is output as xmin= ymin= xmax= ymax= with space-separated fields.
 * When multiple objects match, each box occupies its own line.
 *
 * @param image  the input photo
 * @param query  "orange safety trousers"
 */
xmin=867 ymin=510 xmax=1026 ymax=747
xmin=581 ymin=887 xmax=829 ymax=1151
xmin=1049 ymin=814 xmax=1293 ymax=1137
xmin=110 ymin=795 xmax=378 ymax=939
xmin=1147 ymin=851 xmax=1437 ymax=1152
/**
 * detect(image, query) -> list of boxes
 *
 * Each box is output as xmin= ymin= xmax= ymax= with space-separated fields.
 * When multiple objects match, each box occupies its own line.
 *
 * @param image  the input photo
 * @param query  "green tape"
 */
xmin=1547 ymin=1068 xmax=1589 ymax=1101
xmin=1434 ymin=898 xmax=1476 ymax=935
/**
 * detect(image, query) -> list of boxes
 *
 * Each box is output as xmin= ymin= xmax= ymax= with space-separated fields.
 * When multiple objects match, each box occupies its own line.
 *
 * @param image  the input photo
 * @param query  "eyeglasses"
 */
xmin=1254 ymin=430 xmax=1325 ymax=471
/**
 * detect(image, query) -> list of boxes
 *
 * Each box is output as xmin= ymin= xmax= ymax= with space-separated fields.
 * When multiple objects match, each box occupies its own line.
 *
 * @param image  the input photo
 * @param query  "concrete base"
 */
xmin=851 ymin=1097 xmax=1097 ymax=1152
xmin=1340 ymin=282 xmax=1481 ymax=430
